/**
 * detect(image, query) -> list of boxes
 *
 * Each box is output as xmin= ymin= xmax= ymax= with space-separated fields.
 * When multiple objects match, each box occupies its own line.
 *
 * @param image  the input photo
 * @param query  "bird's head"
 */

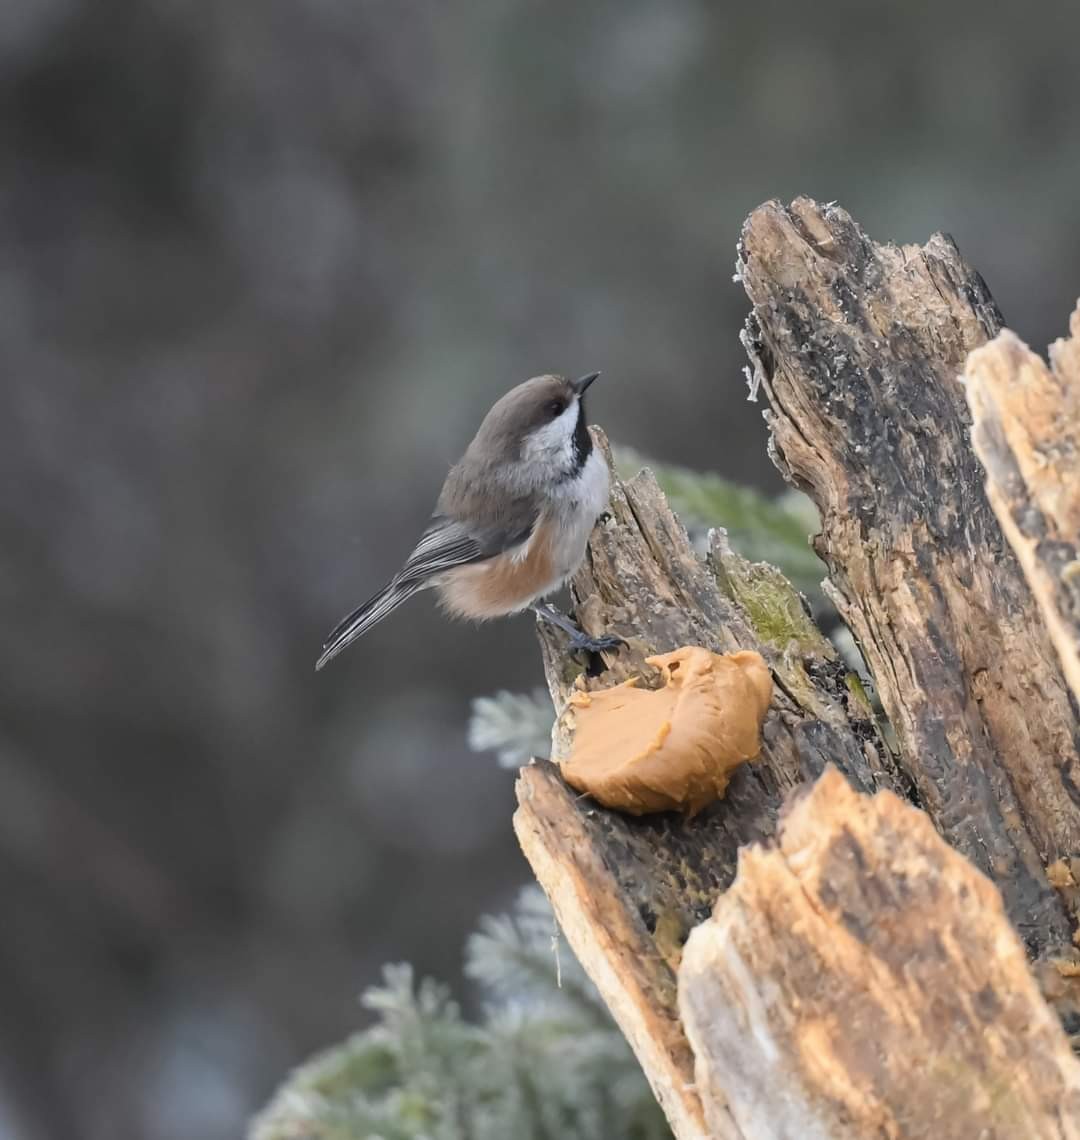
xmin=470 ymin=372 xmax=600 ymax=483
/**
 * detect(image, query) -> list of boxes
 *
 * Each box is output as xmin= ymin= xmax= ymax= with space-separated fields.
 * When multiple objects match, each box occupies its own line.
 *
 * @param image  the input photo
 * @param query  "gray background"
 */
xmin=2 ymin=2 xmax=1079 ymax=1137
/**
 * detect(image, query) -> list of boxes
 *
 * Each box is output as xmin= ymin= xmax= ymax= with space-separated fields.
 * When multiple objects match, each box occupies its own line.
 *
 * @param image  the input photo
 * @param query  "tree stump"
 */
xmin=514 ymin=198 xmax=1080 ymax=1139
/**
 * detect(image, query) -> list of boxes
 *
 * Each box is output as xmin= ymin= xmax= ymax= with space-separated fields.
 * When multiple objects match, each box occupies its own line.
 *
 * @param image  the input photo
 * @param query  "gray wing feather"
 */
xmin=396 ymin=520 xmax=485 ymax=582
xmin=315 ymin=510 xmax=536 ymax=670
xmin=397 ymin=515 xmax=532 ymax=583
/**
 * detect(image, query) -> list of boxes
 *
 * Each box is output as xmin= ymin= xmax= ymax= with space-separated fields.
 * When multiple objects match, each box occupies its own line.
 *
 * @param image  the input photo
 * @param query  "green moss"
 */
xmin=844 ymin=671 xmax=873 ymax=715
xmin=738 ymin=577 xmax=816 ymax=647
xmin=714 ymin=547 xmax=825 ymax=652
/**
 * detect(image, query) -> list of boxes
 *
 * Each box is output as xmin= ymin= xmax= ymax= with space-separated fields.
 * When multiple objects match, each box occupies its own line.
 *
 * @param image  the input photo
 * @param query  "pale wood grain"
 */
xmin=966 ymin=309 xmax=1080 ymax=704
xmin=680 ymin=768 xmax=1080 ymax=1140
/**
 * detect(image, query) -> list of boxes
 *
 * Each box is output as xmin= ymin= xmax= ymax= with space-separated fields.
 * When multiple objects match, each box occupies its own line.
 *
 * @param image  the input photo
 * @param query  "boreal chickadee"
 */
xmin=316 ymin=372 xmax=624 ymax=670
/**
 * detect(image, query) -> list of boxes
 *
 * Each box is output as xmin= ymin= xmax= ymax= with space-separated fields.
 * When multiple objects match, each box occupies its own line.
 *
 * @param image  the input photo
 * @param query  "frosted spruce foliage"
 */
xmin=249 ymin=887 xmax=672 ymax=1140
xmin=467 ymin=689 xmax=555 ymax=768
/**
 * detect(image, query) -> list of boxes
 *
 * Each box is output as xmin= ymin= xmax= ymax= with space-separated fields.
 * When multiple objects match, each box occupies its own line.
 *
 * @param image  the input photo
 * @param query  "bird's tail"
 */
xmin=315 ymin=577 xmax=424 ymax=671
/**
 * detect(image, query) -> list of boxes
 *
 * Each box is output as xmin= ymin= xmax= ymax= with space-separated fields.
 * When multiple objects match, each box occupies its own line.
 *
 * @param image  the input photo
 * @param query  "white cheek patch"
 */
xmin=522 ymin=401 xmax=578 ymax=470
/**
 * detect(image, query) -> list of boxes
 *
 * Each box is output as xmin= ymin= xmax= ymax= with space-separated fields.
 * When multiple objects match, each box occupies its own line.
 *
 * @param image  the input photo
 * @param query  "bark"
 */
xmin=739 ymin=197 xmax=1080 ymax=958
xmin=679 ymin=767 xmax=1080 ymax=1140
xmin=965 ymin=310 xmax=1080 ymax=705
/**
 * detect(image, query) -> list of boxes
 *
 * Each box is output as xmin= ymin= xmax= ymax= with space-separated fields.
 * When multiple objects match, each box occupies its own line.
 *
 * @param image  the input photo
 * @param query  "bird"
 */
xmin=316 ymin=371 xmax=625 ymax=670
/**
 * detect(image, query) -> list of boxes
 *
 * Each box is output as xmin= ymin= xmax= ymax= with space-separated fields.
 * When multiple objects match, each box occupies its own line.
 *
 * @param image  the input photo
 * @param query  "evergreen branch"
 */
xmin=613 ymin=445 xmax=823 ymax=597
xmin=468 ymin=690 xmax=554 ymax=767
xmin=250 ymin=890 xmax=672 ymax=1140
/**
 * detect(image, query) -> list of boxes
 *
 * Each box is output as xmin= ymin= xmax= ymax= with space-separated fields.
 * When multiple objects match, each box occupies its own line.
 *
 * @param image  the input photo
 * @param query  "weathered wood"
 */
xmin=515 ymin=765 xmax=718 ymax=1140
xmin=517 ymin=430 xmax=902 ymax=1140
xmin=739 ymin=197 xmax=1080 ymax=958
xmin=678 ymin=767 xmax=1080 ymax=1140
xmin=965 ymin=309 xmax=1080 ymax=705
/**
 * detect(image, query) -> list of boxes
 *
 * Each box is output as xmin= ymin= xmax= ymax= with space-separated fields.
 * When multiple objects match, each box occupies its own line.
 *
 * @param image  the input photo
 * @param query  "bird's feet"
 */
xmin=531 ymin=602 xmax=625 ymax=657
xmin=567 ymin=630 xmax=626 ymax=655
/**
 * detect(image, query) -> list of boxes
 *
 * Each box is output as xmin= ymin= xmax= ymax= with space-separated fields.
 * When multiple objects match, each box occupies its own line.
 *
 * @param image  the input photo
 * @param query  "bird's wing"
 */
xmin=317 ymin=488 xmax=541 ymax=671
xmin=396 ymin=511 xmax=536 ymax=585
xmin=316 ymin=509 xmax=538 ymax=670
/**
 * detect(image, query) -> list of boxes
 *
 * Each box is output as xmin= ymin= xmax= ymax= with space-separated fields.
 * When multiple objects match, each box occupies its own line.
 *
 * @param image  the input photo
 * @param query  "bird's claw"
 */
xmin=530 ymin=602 xmax=625 ymax=657
xmin=568 ymin=631 xmax=626 ymax=656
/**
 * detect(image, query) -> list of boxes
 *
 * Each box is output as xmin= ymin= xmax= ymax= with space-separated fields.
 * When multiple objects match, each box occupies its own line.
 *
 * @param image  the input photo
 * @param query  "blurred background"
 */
xmin=3 ymin=1 xmax=1080 ymax=1137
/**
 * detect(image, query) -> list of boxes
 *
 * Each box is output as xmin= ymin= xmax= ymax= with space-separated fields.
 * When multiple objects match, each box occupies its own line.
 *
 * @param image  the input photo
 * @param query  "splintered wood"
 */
xmin=966 ymin=309 xmax=1080 ymax=704
xmin=515 ymin=764 xmax=716 ymax=1140
xmin=678 ymin=768 xmax=1080 ymax=1140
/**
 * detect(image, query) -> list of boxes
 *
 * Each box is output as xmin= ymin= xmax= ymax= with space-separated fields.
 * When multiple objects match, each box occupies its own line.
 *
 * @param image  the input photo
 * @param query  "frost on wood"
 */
xmin=965 ymin=308 xmax=1080 ymax=705
xmin=679 ymin=768 xmax=1080 ymax=1140
xmin=738 ymin=197 xmax=1080 ymax=961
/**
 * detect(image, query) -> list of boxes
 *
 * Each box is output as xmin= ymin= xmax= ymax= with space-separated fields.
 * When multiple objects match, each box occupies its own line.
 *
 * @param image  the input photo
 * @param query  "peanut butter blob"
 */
xmin=559 ymin=647 xmax=773 ymax=816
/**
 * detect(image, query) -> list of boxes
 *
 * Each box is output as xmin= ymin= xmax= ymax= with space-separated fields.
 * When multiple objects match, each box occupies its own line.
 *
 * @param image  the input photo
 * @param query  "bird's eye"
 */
xmin=545 ymin=400 xmax=565 ymax=418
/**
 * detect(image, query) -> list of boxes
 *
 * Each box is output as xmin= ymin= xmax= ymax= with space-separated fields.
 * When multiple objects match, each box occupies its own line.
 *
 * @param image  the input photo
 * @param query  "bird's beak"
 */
xmin=573 ymin=371 xmax=600 ymax=395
